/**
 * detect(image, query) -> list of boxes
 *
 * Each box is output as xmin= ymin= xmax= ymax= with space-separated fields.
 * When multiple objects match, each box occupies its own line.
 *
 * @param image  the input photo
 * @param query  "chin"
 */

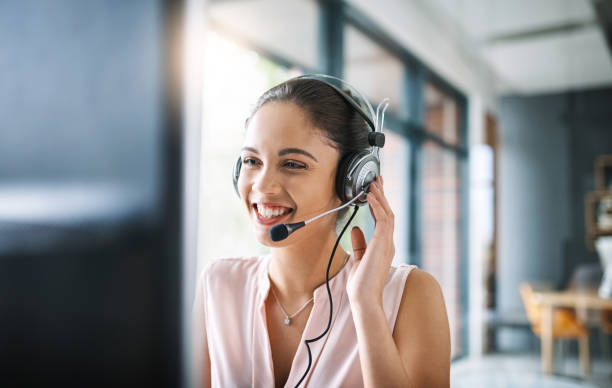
xmin=255 ymin=230 xmax=290 ymax=247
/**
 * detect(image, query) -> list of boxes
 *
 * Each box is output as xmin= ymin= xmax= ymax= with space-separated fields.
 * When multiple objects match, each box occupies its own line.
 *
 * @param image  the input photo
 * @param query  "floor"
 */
xmin=451 ymin=353 xmax=612 ymax=388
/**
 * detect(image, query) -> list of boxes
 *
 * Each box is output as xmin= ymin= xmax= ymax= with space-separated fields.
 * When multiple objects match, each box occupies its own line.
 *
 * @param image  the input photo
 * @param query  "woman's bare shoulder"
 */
xmin=402 ymin=268 xmax=442 ymax=297
xmin=393 ymin=268 xmax=451 ymax=387
xmin=395 ymin=268 xmax=448 ymax=329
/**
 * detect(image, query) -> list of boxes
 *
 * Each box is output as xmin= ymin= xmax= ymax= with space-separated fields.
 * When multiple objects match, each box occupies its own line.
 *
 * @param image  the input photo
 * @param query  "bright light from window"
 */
xmin=196 ymin=31 xmax=299 ymax=276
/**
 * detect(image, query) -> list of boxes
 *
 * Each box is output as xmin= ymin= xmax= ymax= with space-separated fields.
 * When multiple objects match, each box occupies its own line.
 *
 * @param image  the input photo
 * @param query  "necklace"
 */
xmin=270 ymin=287 xmax=313 ymax=326
xmin=269 ymin=252 xmax=350 ymax=326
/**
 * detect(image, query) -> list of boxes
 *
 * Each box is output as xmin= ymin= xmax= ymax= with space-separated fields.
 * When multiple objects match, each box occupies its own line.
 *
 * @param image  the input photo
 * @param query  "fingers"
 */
xmin=367 ymin=177 xmax=396 ymax=261
xmin=350 ymin=226 xmax=367 ymax=261
xmin=368 ymin=176 xmax=394 ymax=220
xmin=368 ymin=201 xmax=377 ymax=224
xmin=373 ymin=176 xmax=390 ymax=215
xmin=367 ymin=189 xmax=384 ymax=222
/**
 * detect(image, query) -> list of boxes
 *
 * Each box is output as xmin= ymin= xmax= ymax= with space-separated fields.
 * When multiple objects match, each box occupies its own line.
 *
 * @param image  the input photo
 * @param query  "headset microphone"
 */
xmin=269 ymin=222 xmax=304 ymax=242
xmin=269 ymin=191 xmax=366 ymax=242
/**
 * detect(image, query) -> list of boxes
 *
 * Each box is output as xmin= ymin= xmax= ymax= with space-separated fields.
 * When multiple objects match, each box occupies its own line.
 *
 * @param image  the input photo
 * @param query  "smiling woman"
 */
xmin=238 ymin=101 xmax=343 ymax=246
xmin=193 ymin=76 xmax=451 ymax=387
xmin=239 ymin=145 xmax=319 ymax=226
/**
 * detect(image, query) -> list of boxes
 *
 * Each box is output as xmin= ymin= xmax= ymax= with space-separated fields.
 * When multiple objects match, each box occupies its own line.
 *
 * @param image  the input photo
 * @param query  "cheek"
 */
xmin=237 ymin=168 xmax=338 ymax=210
xmin=293 ymin=175 xmax=339 ymax=213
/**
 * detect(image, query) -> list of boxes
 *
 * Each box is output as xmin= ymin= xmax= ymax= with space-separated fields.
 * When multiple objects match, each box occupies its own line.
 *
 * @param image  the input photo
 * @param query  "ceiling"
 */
xmin=208 ymin=0 xmax=612 ymax=96
xmin=425 ymin=0 xmax=612 ymax=94
xmin=208 ymin=0 xmax=319 ymax=70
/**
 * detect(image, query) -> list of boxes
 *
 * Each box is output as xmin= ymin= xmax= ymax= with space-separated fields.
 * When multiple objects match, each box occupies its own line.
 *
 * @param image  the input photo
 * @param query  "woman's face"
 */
xmin=238 ymin=101 xmax=342 ymax=246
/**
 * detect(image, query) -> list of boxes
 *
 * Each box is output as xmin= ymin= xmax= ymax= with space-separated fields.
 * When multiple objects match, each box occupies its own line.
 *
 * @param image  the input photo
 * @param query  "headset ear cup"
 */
xmin=335 ymin=153 xmax=358 ymax=203
xmin=337 ymin=152 xmax=380 ymax=205
xmin=232 ymin=156 xmax=242 ymax=198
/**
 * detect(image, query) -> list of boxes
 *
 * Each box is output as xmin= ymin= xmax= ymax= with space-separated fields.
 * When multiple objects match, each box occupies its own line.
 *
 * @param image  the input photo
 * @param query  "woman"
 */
xmin=192 ymin=77 xmax=450 ymax=387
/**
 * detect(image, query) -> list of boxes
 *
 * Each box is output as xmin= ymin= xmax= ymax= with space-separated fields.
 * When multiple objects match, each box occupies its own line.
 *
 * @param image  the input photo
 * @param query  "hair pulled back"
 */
xmin=246 ymin=78 xmax=371 ymax=163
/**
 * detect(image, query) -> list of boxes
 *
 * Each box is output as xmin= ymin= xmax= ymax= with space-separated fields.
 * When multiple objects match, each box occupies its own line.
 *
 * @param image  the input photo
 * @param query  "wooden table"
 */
xmin=532 ymin=289 xmax=612 ymax=375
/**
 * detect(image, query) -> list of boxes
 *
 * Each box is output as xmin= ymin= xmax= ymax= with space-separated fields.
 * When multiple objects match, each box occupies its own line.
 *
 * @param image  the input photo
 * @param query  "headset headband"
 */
xmin=292 ymin=74 xmax=389 ymax=153
xmin=294 ymin=74 xmax=377 ymax=131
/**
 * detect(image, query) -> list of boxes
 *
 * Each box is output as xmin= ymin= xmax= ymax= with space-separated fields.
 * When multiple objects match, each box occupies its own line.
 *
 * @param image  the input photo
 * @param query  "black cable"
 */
xmin=294 ymin=205 xmax=360 ymax=388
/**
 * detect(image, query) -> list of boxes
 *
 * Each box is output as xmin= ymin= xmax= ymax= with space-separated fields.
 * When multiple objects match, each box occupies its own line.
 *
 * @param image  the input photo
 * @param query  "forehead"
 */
xmin=244 ymin=102 xmax=336 ymax=154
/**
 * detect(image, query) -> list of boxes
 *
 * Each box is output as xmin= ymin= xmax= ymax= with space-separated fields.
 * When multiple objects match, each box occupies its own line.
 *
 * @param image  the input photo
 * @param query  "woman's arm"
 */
xmin=395 ymin=269 xmax=450 ymax=386
xmin=192 ymin=271 xmax=212 ymax=388
xmin=347 ymin=176 xmax=450 ymax=387
xmin=351 ymin=270 xmax=450 ymax=388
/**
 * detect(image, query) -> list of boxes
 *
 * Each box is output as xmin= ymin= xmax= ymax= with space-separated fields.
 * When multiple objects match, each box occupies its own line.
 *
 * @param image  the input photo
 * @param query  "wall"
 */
xmin=565 ymin=88 xmax=612 ymax=280
xmin=496 ymin=87 xmax=612 ymax=350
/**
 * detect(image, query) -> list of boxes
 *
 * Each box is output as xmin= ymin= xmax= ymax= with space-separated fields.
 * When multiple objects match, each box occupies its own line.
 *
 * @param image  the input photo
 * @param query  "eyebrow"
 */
xmin=240 ymin=147 xmax=319 ymax=162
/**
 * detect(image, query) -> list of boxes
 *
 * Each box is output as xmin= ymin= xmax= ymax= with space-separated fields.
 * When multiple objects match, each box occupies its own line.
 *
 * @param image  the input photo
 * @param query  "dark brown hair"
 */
xmin=246 ymin=78 xmax=371 ymax=163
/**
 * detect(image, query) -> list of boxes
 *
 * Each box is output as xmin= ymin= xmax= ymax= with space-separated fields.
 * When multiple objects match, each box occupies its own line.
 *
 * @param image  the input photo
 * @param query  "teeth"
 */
xmin=256 ymin=205 xmax=291 ymax=219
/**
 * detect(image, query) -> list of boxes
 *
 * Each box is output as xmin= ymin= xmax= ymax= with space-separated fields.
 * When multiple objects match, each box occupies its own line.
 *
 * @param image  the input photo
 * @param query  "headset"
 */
xmin=231 ymin=74 xmax=390 ymax=387
xmin=232 ymin=73 xmax=388 ymax=207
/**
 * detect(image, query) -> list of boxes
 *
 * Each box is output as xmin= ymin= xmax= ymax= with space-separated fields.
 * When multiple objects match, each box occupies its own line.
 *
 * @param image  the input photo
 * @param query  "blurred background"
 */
xmin=2 ymin=0 xmax=612 ymax=387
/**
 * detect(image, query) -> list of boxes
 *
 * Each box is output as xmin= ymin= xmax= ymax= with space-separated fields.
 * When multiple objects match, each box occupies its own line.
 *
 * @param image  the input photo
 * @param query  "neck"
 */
xmin=267 ymin=227 xmax=349 ymax=302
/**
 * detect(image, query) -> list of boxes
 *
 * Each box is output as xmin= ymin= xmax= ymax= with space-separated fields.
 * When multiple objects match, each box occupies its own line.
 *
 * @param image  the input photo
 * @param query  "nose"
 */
xmin=251 ymin=164 xmax=282 ymax=195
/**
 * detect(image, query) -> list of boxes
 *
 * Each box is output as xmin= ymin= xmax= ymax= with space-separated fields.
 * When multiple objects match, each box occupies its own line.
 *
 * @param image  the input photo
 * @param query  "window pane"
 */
xmin=198 ymin=32 xmax=299 ymax=275
xmin=424 ymin=82 xmax=462 ymax=146
xmin=344 ymin=25 xmax=407 ymax=119
xmin=207 ymin=0 xmax=319 ymax=70
xmin=421 ymin=141 xmax=463 ymax=358
xmin=380 ymin=130 xmax=410 ymax=266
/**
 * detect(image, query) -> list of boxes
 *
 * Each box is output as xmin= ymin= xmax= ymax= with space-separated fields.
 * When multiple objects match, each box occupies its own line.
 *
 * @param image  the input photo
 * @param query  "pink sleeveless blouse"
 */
xmin=192 ymin=254 xmax=416 ymax=387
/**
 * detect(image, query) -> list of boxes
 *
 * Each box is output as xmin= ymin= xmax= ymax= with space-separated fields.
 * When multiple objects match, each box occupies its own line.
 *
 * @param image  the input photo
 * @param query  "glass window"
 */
xmin=424 ymin=82 xmax=462 ymax=146
xmin=380 ymin=130 xmax=410 ymax=266
xmin=197 ymin=32 xmax=299 ymax=276
xmin=207 ymin=0 xmax=319 ymax=70
xmin=344 ymin=25 xmax=407 ymax=119
xmin=421 ymin=141 xmax=463 ymax=358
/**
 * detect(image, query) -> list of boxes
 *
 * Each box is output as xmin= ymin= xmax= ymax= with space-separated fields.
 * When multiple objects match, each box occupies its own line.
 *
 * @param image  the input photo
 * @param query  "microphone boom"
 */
xmin=268 ymin=191 xmax=366 ymax=242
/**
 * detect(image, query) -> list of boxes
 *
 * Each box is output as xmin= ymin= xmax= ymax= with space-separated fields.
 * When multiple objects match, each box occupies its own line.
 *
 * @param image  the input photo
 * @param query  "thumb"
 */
xmin=351 ymin=226 xmax=367 ymax=261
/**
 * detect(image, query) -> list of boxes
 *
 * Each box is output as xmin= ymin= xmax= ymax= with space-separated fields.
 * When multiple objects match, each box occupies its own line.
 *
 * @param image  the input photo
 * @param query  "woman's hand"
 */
xmin=346 ymin=175 xmax=395 ymax=308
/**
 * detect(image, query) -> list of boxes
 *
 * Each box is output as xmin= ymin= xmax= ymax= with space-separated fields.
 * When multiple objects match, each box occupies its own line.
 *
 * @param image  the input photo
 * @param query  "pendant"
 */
xmin=284 ymin=317 xmax=291 ymax=325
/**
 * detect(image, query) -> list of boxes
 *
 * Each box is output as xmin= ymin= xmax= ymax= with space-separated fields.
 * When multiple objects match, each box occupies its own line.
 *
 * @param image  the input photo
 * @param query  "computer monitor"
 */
xmin=0 ymin=1 xmax=203 ymax=386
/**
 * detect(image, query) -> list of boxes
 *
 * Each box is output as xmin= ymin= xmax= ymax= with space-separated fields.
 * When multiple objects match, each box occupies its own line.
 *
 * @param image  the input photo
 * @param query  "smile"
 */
xmin=253 ymin=204 xmax=294 ymax=226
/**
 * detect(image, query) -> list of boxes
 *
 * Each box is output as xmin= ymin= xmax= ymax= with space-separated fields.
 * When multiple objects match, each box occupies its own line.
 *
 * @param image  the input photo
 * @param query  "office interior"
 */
xmin=2 ymin=0 xmax=612 ymax=387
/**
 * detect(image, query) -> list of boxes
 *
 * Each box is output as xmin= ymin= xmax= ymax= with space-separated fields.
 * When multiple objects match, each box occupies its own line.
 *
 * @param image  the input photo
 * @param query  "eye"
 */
xmin=242 ymin=157 xmax=259 ymax=167
xmin=284 ymin=160 xmax=306 ymax=170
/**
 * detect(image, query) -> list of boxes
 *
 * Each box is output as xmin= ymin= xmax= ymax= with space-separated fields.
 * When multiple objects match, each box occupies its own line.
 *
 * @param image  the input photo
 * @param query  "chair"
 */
xmin=519 ymin=283 xmax=590 ymax=375
xmin=602 ymin=309 xmax=612 ymax=334
xmin=601 ymin=309 xmax=612 ymax=361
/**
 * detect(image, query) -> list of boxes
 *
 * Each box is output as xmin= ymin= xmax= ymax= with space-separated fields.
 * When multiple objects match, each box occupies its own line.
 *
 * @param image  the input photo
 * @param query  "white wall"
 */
xmin=496 ymin=94 xmax=572 ymax=350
